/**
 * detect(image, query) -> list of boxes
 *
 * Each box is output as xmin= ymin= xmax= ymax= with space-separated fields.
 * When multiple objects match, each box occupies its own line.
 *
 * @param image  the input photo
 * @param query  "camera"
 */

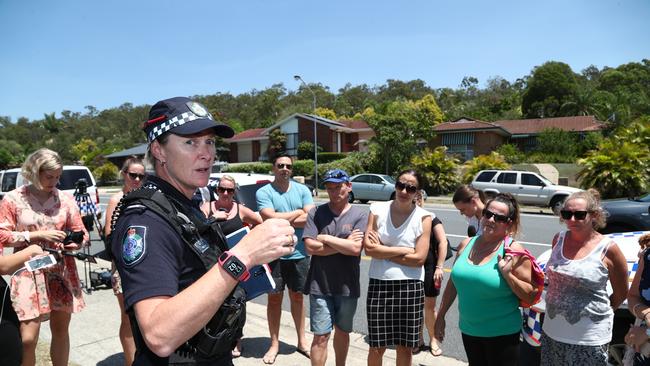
xmin=64 ymin=230 xmax=84 ymax=245
xmin=74 ymin=178 xmax=88 ymax=195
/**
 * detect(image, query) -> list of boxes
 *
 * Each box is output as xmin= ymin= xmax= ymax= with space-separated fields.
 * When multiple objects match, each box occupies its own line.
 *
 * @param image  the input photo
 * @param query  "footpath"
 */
xmin=33 ymin=260 xmax=467 ymax=366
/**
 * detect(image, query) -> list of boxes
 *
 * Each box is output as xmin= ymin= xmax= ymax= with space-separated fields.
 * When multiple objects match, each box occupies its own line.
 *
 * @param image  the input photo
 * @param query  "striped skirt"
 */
xmin=366 ymin=278 xmax=424 ymax=348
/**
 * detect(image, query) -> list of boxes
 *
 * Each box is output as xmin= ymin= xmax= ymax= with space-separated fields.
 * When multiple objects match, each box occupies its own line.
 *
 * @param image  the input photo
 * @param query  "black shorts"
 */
xmin=269 ymin=257 xmax=310 ymax=293
xmin=423 ymin=268 xmax=440 ymax=297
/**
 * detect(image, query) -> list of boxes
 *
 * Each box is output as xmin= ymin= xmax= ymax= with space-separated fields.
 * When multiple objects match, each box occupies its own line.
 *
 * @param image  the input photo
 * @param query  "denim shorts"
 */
xmin=309 ymin=294 xmax=358 ymax=335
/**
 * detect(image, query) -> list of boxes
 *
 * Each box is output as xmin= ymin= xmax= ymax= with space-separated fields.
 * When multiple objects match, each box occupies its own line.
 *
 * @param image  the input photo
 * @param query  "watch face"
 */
xmin=227 ymin=260 xmax=244 ymax=276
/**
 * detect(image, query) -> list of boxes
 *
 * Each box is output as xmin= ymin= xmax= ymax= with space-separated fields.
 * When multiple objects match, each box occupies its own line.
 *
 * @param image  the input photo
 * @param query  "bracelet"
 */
xmin=22 ymin=231 xmax=30 ymax=244
xmin=435 ymin=265 xmax=444 ymax=269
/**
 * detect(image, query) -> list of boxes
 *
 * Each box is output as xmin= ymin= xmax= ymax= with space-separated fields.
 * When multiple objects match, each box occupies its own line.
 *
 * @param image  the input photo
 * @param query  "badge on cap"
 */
xmin=122 ymin=226 xmax=147 ymax=266
xmin=186 ymin=101 xmax=210 ymax=117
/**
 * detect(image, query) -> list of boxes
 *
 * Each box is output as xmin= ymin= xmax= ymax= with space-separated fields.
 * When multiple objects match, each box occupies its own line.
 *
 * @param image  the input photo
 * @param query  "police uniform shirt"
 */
xmin=111 ymin=176 xmax=220 ymax=365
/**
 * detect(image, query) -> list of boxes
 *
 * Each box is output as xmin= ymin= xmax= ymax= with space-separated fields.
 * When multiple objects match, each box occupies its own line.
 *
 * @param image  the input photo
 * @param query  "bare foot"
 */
xmin=263 ymin=347 xmax=279 ymax=364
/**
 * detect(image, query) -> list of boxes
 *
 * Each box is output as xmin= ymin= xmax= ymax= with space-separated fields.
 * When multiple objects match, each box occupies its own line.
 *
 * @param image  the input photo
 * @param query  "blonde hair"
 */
xmin=21 ymin=148 xmax=62 ymax=190
xmin=218 ymin=174 xmax=237 ymax=186
xmin=561 ymin=188 xmax=607 ymax=229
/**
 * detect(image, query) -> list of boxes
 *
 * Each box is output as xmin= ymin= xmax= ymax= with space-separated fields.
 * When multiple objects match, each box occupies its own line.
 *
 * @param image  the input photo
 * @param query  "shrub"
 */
xmin=93 ymin=162 xmax=119 ymax=185
xmin=226 ymin=162 xmax=273 ymax=174
xmin=318 ymin=152 xmax=370 ymax=178
xmin=461 ymin=152 xmax=510 ymax=184
xmin=410 ymin=146 xmax=460 ymax=195
xmin=496 ymin=143 xmax=524 ymax=164
xmin=318 ymin=152 xmax=347 ymax=164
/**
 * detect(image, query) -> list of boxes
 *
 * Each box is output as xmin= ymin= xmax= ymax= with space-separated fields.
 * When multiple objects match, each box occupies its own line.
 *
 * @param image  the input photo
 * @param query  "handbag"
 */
xmin=503 ymin=236 xmax=545 ymax=308
xmin=445 ymin=239 xmax=453 ymax=260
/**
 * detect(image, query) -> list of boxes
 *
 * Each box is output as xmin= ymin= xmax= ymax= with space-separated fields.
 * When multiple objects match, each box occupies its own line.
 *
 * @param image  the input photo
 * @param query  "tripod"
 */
xmin=73 ymin=181 xmax=106 ymax=292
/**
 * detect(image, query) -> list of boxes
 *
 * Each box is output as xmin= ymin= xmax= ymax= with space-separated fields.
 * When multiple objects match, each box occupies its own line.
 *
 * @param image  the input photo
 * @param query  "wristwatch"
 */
xmin=218 ymin=251 xmax=250 ymax=282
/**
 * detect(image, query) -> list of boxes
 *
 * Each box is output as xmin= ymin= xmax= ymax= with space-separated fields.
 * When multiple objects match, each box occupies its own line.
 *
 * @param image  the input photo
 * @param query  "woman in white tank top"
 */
xmin=541 ymin=189 xmax=629 ymax=366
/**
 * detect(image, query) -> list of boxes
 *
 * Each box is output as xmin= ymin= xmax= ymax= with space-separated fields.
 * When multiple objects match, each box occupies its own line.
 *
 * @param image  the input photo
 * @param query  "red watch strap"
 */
xmin=218 ymin=251 xmax=250 ymax=281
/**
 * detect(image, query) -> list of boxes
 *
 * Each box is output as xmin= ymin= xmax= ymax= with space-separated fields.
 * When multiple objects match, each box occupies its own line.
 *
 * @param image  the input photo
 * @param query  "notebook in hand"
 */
xmin=225 ymin=226 xmax=276 ymax=301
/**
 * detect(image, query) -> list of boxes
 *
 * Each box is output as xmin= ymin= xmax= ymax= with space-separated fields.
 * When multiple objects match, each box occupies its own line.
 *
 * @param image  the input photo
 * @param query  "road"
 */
xmin=92 ymin=193 xmax=563 ymax=362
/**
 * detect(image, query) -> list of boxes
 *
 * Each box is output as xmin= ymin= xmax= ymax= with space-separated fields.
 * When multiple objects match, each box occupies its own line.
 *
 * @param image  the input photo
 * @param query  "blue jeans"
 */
xmin=309 ymin=294 xmax=358 ymax=335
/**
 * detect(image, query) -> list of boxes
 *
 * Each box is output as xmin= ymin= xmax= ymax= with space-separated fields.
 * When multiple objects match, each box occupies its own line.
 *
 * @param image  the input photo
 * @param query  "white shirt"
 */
xmin=368 ymin=201 xmax=433 ymax=281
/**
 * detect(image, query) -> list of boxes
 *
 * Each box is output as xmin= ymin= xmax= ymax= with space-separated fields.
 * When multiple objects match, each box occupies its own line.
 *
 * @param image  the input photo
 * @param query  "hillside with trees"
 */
xmin=1 ymin=59 xmax=648 ymax=197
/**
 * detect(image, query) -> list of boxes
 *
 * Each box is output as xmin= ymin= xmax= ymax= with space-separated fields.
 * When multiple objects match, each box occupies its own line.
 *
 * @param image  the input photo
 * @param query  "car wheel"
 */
xmin=550 ymin=196 xmax=567 ymax=216
xmin=360 ymin=199 xmax=369 ymax=204
xmin=348 ymin=192 xmax=355 ymax=203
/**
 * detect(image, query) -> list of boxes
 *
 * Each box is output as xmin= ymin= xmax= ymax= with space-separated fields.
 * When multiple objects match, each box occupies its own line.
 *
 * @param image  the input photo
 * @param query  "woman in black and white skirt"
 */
xmin=363 ymin=169 xmax=433 ymax=366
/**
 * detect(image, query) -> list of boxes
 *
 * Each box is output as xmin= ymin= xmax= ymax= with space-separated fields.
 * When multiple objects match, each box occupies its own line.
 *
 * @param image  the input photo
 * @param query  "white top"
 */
xmin=542 ymin=231 xmax=614 ymax=346
xmin=368 ymin=201 xmax=433 ymax=281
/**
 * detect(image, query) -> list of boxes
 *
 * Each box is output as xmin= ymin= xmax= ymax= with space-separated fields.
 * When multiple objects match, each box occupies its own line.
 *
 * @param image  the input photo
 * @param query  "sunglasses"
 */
xmin=560 ymin=210 xmax=589 ymax=220
xmin=395 ymin=181 xmax=418 ymax=194
xmin=217 ymin=187 xmax=236 ymax=194
xmin=482 ymin=208 xmax=511 ymax=223
xmin=127 ymin=172 xmax=146 ymax=180
xmin=276 ymin=163 xmax=292 ymax=170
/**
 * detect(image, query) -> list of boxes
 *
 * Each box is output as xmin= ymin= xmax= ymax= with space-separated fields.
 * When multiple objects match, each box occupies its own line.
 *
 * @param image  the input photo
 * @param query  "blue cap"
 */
xmin=322 ymin=169 xmax=350 ymax=183
xmin=143 ymin=97 xmax=234 ymax=143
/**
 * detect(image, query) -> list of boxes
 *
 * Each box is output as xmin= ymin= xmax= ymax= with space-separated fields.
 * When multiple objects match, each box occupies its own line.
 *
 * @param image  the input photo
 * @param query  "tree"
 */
xmin=535 ymin=128 xmax=578 ymax=160
xmin=410 ymin=147 xmax=460 ymax=195
xmin=313 ymin=107 xmax=337 ymax=120
xmin=297 ymin=141 xmax=323 ymax=160
xmin=267 ymin=129 xmax=287 ymax=160
xmin=577 ymin=117 xmax=650 ymax=198
xmin=522 ymin=61 xmax=579 ymax=118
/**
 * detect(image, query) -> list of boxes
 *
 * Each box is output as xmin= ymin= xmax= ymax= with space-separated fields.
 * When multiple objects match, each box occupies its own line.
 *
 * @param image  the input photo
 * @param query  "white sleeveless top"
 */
xmin=542 ymin=231 xmax=614 ymax=346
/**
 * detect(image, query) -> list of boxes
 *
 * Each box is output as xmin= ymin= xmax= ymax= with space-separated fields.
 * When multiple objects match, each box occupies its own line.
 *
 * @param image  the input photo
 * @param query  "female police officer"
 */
xmin=111 ymin=97 xmax=297 ymax=365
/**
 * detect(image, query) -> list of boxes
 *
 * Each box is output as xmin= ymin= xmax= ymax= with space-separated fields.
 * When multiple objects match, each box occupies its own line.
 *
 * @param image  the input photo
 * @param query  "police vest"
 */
xmin=112 ymin=186 xmax=246 ymax=362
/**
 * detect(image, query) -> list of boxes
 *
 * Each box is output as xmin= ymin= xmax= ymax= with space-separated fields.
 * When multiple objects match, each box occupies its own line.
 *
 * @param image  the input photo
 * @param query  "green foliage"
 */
xmin=522 ymin=61 xmax=579 ymax=118
xmin=313 ymin=107 xmax=337 ymax=120
xmin=577 ymin=117 xmax=650 ymax=198
xmin=410 ymin=147 xmax=460 ymax=195
xmin=93 ymin=163 xmax=119 ymax=184
xmin=318 ymin=152 xmax=371 ymax=178
xmin=292 ymin=159 xmax=315 ymax=178
xmin=227 ymin=162 xmax=273 ymax=174
xmin=577 ymin=132 xmax=603 ymax=156
xmin=297 ymin=141 xmax=323 ymax=160
xmin=0 ymin=140 xmax=25 ymax=168
xmin=534 ymin=127 xmax=578 ymax=161
xmin=495 ymin=143 xmax=524 ymax=164
xmin=267 ymin=129 xmax=286 ymax=160
xmin=72 ymin=138 xmax=100 ymax=167
xmin=366 ymin=94 xmax=441 ymax=175
xmin=317 ymin=152 xmax=347 ymax=164
xmin=462 ymin=152 xmax=510 ymax=184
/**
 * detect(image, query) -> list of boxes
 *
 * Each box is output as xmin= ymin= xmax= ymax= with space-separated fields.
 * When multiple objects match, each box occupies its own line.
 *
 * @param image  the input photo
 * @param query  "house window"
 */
xmin=442 ymin=132 xmax=475 ymax=145
xmin=285 ymin=133 xmax=299 ymax=155
xmin=446 ymin=144 xmax=474 ymax=161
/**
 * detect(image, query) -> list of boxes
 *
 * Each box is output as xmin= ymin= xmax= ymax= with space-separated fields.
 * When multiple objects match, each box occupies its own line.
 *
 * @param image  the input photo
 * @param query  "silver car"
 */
xmin=349 ymin=173 xmax=396 ymax=203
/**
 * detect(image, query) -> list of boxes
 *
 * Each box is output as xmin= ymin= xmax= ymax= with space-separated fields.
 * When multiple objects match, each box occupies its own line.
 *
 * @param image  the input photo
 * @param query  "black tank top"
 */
xmin=217 ymin=204 xmax=245 ymax=236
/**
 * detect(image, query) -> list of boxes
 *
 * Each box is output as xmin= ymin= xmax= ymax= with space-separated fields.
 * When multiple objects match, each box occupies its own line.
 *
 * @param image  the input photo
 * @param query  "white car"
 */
xmin=470 ymin=170 xmax=582 ymax=214
xmin=523 ymin=231 xmax=649 ymax=364
xmin=0 ymin=166 xmax=99 ymax=205
xmin=349 ymin=173 xmax=396 ymax=203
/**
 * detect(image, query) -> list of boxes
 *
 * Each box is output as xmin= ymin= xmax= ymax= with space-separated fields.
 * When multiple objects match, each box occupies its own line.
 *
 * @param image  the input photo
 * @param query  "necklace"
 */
xmin=470 ymin=239 xmax=501 ymax=259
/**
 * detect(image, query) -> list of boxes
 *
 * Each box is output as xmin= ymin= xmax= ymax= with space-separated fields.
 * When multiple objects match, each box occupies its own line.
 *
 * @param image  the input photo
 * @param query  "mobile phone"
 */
xmin=24 ymin=255 xmax=57 ymax=272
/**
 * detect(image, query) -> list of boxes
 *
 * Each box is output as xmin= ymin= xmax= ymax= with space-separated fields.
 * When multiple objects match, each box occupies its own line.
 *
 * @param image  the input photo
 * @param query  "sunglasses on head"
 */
xmin=482 ymin=208 xmax=511 ymax=223
xmin=217 ymin=187 xmax=235 ymax=194
xmin=395 ymin=181 xmax=418 ymax=194
xmin=127 ymin=172 xmax=146 ymax=180
xmin=276 ymin=163 xmax=292 ymax=170
xmin=560 ymin=210 xmax=589 ymax=220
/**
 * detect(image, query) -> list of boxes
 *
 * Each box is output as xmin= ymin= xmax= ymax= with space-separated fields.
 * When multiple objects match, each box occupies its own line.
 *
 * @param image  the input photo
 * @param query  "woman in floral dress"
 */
xmin=0 ymin=148 xmax=88 ymax=366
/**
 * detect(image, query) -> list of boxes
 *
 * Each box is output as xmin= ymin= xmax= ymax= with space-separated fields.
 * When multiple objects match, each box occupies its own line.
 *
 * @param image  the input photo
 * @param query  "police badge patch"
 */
xmin=122 ymin=226 xmax=146 ymax=266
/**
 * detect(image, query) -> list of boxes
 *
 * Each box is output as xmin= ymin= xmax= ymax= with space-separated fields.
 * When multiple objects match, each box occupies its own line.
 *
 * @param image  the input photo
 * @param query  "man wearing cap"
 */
xmin=303 ymin=169 xmax=368 ymax=366
xmin=256 ymin=153 xmax=315 ymax=364
xmin=111 ymin=96 xmax=296 ymax=365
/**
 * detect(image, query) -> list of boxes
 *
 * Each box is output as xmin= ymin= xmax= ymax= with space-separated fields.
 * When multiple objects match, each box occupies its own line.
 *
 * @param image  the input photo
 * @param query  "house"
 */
xmin=432 ymin=115 xmax=605 ymax=160
xmin=226 ymin=113 xmax=374 ymax=163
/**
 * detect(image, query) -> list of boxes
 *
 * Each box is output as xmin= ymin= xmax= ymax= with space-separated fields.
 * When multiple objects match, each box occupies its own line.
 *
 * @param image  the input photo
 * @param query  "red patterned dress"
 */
xmin=0 ymin=185 xmax=88 ymax=321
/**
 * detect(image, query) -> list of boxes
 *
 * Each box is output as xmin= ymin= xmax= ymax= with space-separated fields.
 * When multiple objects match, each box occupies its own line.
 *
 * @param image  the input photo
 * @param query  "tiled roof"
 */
xmin=435 ymin=116 xmax=605 ymax=135
xmin=493 ymin=116 xmax=604 ymax=134
xmin=434 ymin=118 xmax=502 ymax=131
xmin=228 ymin=128 xmax=266 ymax=141
xmin=338 ymin=119 xmax=370 ymax=130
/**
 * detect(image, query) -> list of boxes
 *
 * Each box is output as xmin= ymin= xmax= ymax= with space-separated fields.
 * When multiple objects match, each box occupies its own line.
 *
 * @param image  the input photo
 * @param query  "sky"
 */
xmin=1 ymin=0 xmax=648 ymax=121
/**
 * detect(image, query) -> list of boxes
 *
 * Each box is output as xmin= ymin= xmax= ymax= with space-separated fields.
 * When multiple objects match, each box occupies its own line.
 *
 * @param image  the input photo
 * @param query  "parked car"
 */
xmin=523 ymin=230 xmax=649 ymax=365
xmin=0 ymin=166 xmax=99 ymax=205
xmin=470 ymin=169 xmax=581 ymax=214
xmin=600 ymin=193 xmax=650 ymax=234
xmin=349 ymin=173 xmax=396 ymax=203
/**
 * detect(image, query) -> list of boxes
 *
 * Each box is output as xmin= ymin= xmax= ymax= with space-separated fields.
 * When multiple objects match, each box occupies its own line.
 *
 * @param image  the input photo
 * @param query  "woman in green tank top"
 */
xmin=434 ymin=193 xmax=538 ymax=366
